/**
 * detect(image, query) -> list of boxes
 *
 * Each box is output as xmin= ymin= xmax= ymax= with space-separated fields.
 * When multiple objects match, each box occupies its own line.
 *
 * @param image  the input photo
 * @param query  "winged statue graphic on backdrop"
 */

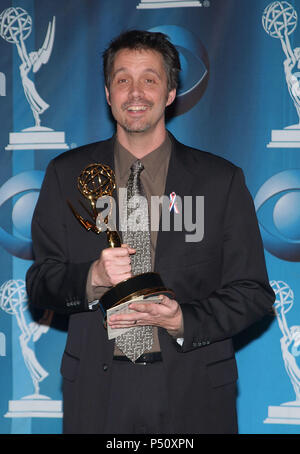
xmin=16 ymin=17 xmax=56 ymax=128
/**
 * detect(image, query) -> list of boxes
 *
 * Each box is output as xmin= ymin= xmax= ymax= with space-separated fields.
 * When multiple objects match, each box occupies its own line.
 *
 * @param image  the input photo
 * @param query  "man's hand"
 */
xmin=108 ymin=295 xmax=184 ymax=336
xmin=91 ymin=244 xmax=135 ymax=287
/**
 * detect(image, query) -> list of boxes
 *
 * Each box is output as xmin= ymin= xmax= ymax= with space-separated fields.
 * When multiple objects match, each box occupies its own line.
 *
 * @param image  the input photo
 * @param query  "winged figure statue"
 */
xmin=15 ymin=17 xmax=56 ymax=128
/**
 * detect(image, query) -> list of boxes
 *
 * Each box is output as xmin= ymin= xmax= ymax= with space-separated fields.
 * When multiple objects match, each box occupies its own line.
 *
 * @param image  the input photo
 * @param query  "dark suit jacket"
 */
xmin=26 ymin=133 xmax=274 ymax=434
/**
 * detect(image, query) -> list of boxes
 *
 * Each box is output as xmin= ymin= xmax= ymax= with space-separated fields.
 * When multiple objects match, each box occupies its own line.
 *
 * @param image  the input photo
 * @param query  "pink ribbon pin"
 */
xmin=169 ymin=192 xmax=179 ymax=214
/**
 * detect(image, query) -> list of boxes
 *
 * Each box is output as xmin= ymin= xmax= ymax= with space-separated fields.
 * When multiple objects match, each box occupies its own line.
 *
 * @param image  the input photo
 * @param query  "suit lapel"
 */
xmin=90 ymin=136 xmax=115 ymax=169
xmin=154 ymin=136 xmax=195 ymax=271
xmin=89 ymin=136 xmax=122 ymax=234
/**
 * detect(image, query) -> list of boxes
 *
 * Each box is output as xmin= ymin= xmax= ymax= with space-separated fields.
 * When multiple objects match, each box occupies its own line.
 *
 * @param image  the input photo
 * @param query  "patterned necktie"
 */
xmin=115 ymin=160 xmax=154 ymax=362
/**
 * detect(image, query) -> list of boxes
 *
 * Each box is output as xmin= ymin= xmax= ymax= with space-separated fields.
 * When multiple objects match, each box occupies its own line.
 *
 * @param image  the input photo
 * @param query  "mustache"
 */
xmin=122 ymin=98 xmax=153 ymax=110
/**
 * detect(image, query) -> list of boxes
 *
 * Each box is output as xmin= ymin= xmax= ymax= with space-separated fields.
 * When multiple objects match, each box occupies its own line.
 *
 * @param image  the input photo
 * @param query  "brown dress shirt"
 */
xmin=86 ymin=134 xmax=182 ymax=355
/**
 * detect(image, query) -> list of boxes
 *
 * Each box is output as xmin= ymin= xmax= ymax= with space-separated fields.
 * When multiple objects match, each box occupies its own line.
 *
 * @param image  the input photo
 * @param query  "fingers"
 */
xmin=109 ymin=296 xmax=175 ymax=328
xmin=108 ymin=316 xmax=140 ymax=329
xmin=103 ymin=244 xmax=135 ymax=259
xmin=121 ymin=244 xmax=136 ymax=254
xmin=108 ymin=303 xmax=153 ymax=327
xmin=102 ymin=245 xmax=134 ymax=285
xmin=128 ymin=295 xmax=172 ymax=313
xmin=92 ymin=244 xmax=136 ymax=287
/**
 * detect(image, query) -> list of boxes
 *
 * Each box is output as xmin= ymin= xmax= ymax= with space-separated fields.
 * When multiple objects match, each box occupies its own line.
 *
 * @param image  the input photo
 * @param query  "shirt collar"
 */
xmin=114 ymin=134 xmax=171 ymax=182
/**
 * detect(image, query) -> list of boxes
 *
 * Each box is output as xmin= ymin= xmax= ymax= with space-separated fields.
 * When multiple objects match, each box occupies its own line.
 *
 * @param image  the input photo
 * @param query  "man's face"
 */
xmin=105 ymin=48 xmax=176 ymax=135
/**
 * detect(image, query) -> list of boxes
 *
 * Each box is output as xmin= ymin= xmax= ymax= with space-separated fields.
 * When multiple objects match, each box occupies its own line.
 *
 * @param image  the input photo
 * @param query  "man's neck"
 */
xmin=116 ymin=126 xmax=167 ymax=159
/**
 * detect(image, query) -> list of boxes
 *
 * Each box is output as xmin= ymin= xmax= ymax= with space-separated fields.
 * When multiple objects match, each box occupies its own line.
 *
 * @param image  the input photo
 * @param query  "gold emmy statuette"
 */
xmin=68 ymin=163 xmax=174 ymax=318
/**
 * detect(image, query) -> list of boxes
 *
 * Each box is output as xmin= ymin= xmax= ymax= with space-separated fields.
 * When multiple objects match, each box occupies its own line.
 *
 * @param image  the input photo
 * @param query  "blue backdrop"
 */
xmin=1 ymin=0 xmax=300 ymax=434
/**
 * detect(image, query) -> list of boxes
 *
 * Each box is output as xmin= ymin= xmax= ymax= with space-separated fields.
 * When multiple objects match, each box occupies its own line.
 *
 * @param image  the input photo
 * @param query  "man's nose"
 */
xmin=129 ymin=79 xmax=144 ymax=97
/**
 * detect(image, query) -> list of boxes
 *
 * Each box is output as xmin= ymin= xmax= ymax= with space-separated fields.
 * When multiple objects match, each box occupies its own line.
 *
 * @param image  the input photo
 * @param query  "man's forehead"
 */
xmin=112 ymin=48 xmax=165 ymax=70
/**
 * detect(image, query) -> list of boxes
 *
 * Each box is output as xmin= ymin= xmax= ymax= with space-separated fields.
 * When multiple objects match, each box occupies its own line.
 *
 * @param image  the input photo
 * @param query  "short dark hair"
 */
xmin=103 ymin=30 xmax=181 ymax=92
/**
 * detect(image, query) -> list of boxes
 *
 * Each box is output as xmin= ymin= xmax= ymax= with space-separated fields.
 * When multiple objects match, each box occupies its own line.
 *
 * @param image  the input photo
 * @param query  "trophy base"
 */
xmin=137 ymin=1 xmax=202 ymax=8
xmin=100 ymin=272 xmax=174 ymax=314
xmin=5 ymin=127 xmax=69 ymax=150
xmin=264 ymin=401 xmax=300 ymax=425
xmin=267 ymin=129 xmax=300 ymax=148
xmin=4 ymin=395 xmax=63 ymax=418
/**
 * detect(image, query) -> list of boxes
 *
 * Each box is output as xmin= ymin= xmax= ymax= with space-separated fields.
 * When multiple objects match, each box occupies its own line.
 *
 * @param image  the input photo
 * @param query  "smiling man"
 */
xmin=105 ymin=47 xmax=175 ymax=138
xmin=26 ymin=30 xmax=274 ymax=434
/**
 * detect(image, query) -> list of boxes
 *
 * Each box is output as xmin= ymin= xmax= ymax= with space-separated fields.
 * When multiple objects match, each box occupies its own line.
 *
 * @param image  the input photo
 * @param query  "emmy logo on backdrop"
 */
xmin=264 ymin=280 xmax=300 ymax=425
xmin=0 ymin=280 xmax=62 ymax=418
xmin=137 ymin=0 xmax=203 ymax=9
xmin=262 ymin=1 xmax=300 ymax=148
xmin=0 ymin=7 xmax=68 ymax=151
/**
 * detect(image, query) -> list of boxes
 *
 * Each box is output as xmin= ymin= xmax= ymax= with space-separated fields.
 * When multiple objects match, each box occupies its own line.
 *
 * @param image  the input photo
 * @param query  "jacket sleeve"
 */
xmin=178 ymin=167 xmax=275 ymax=352
xmin=26 ymin=160 xmax=93 ymax=315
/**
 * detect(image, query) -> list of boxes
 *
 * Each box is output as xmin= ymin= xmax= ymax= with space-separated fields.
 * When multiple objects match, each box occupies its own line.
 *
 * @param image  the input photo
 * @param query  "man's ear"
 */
xmin=105 ymin=86 xmax=111 ymax=105
xmin=166 ymin=89 xmax=176 ymax=107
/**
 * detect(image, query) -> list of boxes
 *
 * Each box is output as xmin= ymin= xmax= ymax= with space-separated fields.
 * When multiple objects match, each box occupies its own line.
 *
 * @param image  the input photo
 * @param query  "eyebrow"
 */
xmin=112 ymin=67 xmax=163 ymax=81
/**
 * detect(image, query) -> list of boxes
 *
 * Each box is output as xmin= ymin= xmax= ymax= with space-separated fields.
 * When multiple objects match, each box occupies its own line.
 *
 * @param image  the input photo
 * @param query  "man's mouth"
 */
xmin=122 ymin=100 xmax=153 ymax=112
xmin=126 ymin=105 xmax=149 ymax=112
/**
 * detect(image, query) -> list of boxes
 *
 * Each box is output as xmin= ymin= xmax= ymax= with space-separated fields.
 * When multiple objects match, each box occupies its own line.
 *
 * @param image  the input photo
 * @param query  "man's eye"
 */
xmin=118 ymin=78 xmax=128 ymax=84
xmin=145 ymin=79 xmax=154 ymax=84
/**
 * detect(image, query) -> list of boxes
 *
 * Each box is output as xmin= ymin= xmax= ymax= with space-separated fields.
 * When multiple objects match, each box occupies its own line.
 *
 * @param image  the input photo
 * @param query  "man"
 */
xmin=26 ymin=30 xmax=274 ymax=434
